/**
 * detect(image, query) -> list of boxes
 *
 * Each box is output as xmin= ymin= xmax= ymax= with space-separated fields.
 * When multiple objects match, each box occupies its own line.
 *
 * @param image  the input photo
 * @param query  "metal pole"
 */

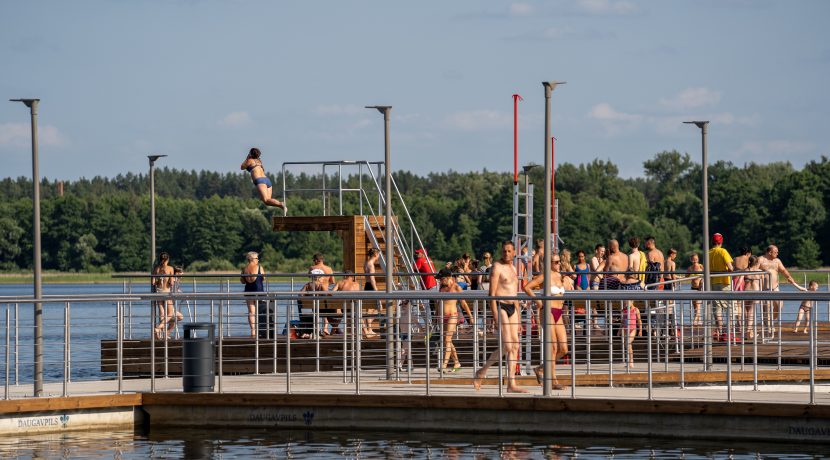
xmin=685 ymin=121 xmax=711 ymax=370
xmin=150 ymin=160 xmax=156 ymax=270
xmin=366 ymin=105 xmax=395 ymax=380
xmin=63 ymin=302 xmax=69 ymax=397
xmin=117 ymin=301 xmax=123 ymax=394
xmin=11 ymin=99 xmax=43 ymax=397
xmin=541 ymin=81 xmax=564 ymax=396
xmin=5 ymin=308 xmax=10 ymax=399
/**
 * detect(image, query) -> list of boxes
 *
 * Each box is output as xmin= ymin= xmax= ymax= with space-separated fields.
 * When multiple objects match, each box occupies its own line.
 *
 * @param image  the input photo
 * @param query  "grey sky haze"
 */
xmin=1 ymin=0 xmax=828 ymax=180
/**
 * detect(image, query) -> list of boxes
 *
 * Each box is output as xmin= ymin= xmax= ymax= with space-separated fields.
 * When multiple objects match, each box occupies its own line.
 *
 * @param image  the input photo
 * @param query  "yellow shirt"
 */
xmin=708 ymin=247 xmax=733 ymax=286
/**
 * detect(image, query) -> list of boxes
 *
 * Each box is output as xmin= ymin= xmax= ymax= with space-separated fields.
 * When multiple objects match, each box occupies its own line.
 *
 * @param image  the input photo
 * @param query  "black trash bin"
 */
xmin=257 ymin=300 xmax=275 ymax=339
xmin=182 ymin=323 xmax=215 ymax=393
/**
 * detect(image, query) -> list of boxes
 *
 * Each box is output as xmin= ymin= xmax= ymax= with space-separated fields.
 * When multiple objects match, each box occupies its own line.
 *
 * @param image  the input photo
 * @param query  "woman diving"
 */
xmin=240 ymin=147 xmax=288 ymax=215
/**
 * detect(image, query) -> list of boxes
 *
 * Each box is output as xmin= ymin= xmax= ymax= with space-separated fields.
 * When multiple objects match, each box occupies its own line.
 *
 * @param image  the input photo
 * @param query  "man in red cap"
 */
xmin=708 ymin=232 xmax=734 ymax=340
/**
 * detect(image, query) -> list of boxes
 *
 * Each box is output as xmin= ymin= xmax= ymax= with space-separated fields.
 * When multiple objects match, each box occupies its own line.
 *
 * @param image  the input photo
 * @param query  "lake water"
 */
xmin=0 ymin=282 xmax=822 ymax=385
xmin=0 ymin=428 xmax=826 ymax=459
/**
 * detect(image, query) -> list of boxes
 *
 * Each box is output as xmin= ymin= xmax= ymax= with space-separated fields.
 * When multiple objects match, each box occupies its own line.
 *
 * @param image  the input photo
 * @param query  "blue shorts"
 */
xmin=621 ymin=282 xmax=643 ymax=291
xmin=253 ymin=176 xmax=272 ymax=188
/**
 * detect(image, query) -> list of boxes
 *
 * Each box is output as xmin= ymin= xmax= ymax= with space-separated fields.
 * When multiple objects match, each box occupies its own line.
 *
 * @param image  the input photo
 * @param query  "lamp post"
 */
xmin=148 ymin=155 xmax=167 ymax=270
xmin=683 ymin=120 xmax=711 ymax=369
xmin=10 ymin=98 xmax=43 ymax=397
xmin=365 ymin=105 xmax=394 ymax=380
xmin=542 ymin=81 xmax=565 ymax=396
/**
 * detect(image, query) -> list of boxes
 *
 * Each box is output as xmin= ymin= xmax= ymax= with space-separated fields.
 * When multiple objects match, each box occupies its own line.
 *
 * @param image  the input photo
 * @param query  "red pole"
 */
xmin=512 ymin=94 xmax=523 ymax=184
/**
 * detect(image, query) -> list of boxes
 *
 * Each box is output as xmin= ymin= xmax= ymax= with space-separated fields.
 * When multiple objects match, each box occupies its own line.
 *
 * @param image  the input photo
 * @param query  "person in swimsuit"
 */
xmin=732 ymin=247 xmax=752 ymax=292
xmin=437 ymin=268 xmax=469 ymax=372
xmin=241 ymin=251 xmax=265 ymax=338
xmin=152 ymin=252 xmax=181 ymax=339
xmin=602 ymin=239 xmax=627 ymax=290
xmin=794 ymin=280 xmax=819 ymax=334
xmin=689 ymin=253 xmax=703 ymax=327
xmin=623 ymin=237 xmax=643 ymax=290
xmin=742 ymin=255 xmax=763 ymax=338
xmin=362 ymin=248 xmax=381 ymax=338
xmin=621 ymin=302 xmax=642 ymax=367
xmin=298 ymin=270 xmax=327 ymax=339
xmin=523 ymin=254 xmax=572 ymax=390
xmin=473 ymin=240 xmax=527 ymax=393
xmin=590 ymin=244 xmax=605 ymax=290
xmin=240 ymin=147 xmax=288 ymax=214
xmin=332 ymin=271 xmax=364 ymax=338
xmin=758 ymin=245 xmax=805 ymax=336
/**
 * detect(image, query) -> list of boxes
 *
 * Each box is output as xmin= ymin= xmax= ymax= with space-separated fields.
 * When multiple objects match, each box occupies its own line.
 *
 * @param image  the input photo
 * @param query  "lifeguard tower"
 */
xmin=273 ymin=161 xmax=427 ymax=291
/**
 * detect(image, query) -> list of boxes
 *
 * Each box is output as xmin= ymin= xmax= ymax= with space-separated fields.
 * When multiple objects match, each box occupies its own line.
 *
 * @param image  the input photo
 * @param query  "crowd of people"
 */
xmin=150 ymin=228 xmax=821 ymax=392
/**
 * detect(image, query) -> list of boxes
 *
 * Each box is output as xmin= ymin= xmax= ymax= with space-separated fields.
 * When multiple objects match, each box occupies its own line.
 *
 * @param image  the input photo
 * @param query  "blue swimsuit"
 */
xmin=247 ymin=161 xmax=272 ymax=188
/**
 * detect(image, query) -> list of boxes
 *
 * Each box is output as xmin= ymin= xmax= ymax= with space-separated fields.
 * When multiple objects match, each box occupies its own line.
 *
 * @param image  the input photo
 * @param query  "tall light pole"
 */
xmin=365 ymin=105 xmax=394 ymax=380
xmin=148 ymin=155 xmax=167 ymax=271
xmin=684 ymin=120 xmax=711 ymax=368
xmin=542 ymin=81 xmax=565 ymax=396
xmin=10 ymin=98 xmax=43 ymax=396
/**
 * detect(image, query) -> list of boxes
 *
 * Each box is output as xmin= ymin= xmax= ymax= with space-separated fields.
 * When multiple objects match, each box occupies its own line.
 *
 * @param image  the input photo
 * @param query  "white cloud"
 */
xmin=509 ymin=2 xmax=534 ymax=16
xmin=444 ymin=110 xmax=513 ymax=132
xmin=588 ymin=103 xmax=642 ymax=123
xmin=660 ymin=87 xmax=722 ymax=110
xmin=0 ymin=123 xmax=67 ymax=147
xmin=588 ymin=103 xmax=643 ymax=135
xmin=218 ymin=111 xmax=251 ymax=128
xmin=576 ymin=0 xmax=636 ymax=15
xmin=736 ymin=140 xmax=815 ymax=158
xmin=313 ymin=104 xmax=365 ymax=117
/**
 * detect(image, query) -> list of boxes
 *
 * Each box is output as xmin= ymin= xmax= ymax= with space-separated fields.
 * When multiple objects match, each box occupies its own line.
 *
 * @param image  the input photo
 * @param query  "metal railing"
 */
xmin=2 ymin=284 xmax=829 ymax=404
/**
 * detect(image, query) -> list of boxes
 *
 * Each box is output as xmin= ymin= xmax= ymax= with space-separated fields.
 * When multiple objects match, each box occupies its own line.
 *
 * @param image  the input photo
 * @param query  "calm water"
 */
xmin=0 ymin=428 xmax=827 ymax=459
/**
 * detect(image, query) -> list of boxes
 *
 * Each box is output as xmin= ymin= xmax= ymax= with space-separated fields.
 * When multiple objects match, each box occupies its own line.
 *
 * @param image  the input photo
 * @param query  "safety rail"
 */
xmin=279 ymin=160 xmax=427 ymax=291
xmin=2 ymin=288 xmax=829 ymax=404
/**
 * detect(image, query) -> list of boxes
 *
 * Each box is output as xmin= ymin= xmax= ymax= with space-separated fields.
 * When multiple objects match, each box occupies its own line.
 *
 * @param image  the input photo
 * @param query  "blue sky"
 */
xmin=1 ymin=0 xmax=828 ymax=180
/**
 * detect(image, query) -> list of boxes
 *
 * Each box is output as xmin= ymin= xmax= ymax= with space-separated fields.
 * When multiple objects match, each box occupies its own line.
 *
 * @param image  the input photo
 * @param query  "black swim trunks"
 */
xmin=601 ymin=277 xmax=622 ymax=290
xmin=621 ymin=282 xmax=643 ymax=291
xmin=498 ymin=301 xmax=517 ymax=317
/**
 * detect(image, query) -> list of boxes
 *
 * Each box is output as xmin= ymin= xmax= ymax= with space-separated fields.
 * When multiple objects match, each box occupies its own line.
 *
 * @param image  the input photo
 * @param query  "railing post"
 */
xmin=63 ymin=302 xmax=69 ymax=397
xmin=5 ymin=308 xmax=10 ymax=400
xmin=497 ymin=312 xmax=503 ymax=397
xmin=217 ymin=300 xmax=223 ymax=394
xmin=438 ymin=300 xmax=444 ymax=377
xmin=608 ymin=301 xmax=613 ymax=388
xmin=14 ymin=303 xmax=18 ymax=386
xmin=647 ymin=301 xmax=653 ymax=401
xmin=117 ymin=301 xmax=123 ymax=395
xmin=356 ymin=300 xmax=362 ymax=395
xmin=570 ymin=294 xmax=576 ymax=399
xmin=810 ymin=292 xmax=816 ymax=405
xmin=753 ymin=299 xmax=759 ymax=391
xmin=586 ymin=300 xmax=592 ymax=375
xmin=342 ymin=300 xmax=348 ymax=384
xmin=150 ymin=298 xmax=156 ymax=393
xmin=315 ymin=299 xmax=320 ymax=373
xmin=679 ymin=298 xmax=685 ymax=389
xmin=726 ymin=299 xmax=732 ymax=403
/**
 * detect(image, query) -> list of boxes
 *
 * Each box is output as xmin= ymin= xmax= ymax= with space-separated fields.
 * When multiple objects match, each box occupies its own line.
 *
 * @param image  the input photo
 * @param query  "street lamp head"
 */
xmin=365 ymin=105 xmax=392 ymax=115
xmin=542 ymin=82 xmax=567 ymax=95
xmin=683 ymin=121 xmax=709 ymax=129
xmin=10 ymin=98 xmax=40 ymax=108
xmin=522 ymin=164 xmax=540 ymax=174
xmin=148 ymin=154 xmax=167 ymax=165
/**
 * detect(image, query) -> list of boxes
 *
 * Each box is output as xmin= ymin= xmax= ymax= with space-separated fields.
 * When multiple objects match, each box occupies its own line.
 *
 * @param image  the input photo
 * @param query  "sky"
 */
xmin=1 ymin=0 xmax=828 ymax=180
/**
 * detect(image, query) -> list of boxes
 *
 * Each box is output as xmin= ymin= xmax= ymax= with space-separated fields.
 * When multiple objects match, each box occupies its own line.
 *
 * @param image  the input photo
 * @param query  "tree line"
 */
xmin=1 ymin=151 xmax=828 ymax=273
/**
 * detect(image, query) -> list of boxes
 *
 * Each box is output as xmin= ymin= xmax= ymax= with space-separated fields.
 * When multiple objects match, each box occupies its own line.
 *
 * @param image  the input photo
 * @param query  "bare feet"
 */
xmin=473 ymin=369 xmax=485 ymax=391
xmin=507 ymin=384 xmax=529 ymax=394
xmin=552 ymin=382 xmax=565 ymax=391
xmin=533 ymin=366 xmax=543 ymax=385
xmin=280 ymin=203 xmax=288 ymax=216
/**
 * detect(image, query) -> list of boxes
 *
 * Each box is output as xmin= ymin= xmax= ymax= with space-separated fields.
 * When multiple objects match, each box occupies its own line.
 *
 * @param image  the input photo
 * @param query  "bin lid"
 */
xmin=183 ymin=322 xmax=215 ymax=330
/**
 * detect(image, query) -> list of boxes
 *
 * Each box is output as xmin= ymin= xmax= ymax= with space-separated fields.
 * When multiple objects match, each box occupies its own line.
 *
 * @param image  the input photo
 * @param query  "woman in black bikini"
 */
xmin=523 ymin=255 xmax=572 ymax=390
xmin=240 ymin=147 xmax=287 ymax=214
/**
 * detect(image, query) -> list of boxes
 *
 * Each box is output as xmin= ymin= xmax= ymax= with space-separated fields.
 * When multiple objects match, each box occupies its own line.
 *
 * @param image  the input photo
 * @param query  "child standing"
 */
xmin=794 ymin=281 xmax=819 ymax=334
xmin=621 ymin=303 xmax=642 ymax=367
